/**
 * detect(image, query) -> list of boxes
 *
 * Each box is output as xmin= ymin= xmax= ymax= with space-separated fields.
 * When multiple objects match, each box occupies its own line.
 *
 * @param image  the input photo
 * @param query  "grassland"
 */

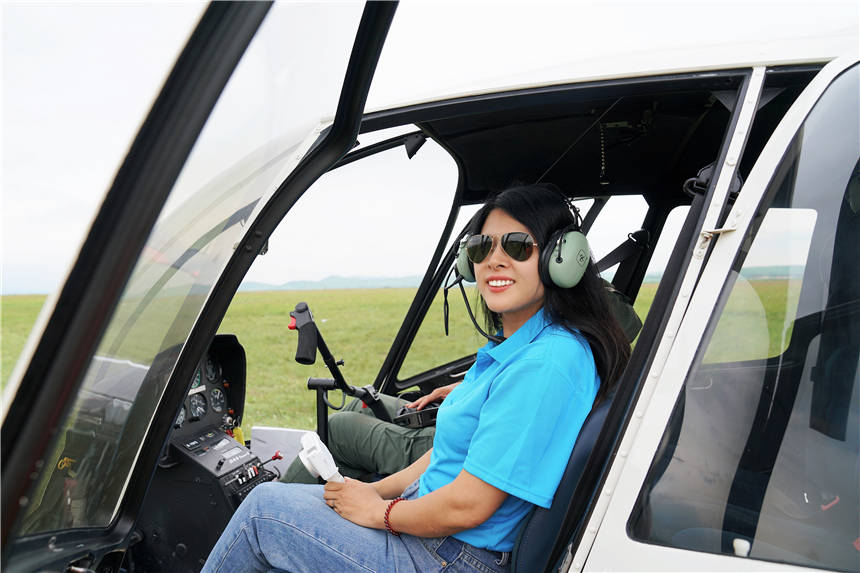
xmin=1 ymin=278 xmax=799 ymax=433
xmin=1 ymin=294 xmax=47 ymax=387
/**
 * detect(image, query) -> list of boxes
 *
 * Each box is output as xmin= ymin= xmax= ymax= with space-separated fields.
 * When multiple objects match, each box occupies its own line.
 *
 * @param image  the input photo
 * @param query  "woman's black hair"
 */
xmin=469 ymin=183 xmax=631 ymax=403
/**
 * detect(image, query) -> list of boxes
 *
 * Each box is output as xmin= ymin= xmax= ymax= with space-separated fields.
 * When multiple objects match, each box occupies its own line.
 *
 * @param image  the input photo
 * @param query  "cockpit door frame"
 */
xmin=574 ymin=53 xmax=859 ymax=573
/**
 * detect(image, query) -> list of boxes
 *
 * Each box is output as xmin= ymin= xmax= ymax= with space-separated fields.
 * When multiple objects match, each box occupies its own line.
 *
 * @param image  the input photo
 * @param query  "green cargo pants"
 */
xmin=280 ymin=394 xmax=436 ymax=483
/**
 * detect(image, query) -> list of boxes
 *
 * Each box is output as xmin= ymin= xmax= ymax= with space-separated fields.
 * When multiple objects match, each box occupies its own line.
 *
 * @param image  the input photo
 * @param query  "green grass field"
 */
xmin=1 ymin=294 xmax=47 ymax=388
xmin=0 ymin=278 xmax=799 ymax=434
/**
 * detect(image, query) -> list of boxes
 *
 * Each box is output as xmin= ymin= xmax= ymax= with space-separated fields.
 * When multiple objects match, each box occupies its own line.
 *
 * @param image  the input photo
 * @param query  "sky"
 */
xmin=1 ymin=1 xmax=858 ymax=296
xmin=2 ymin=2 xmax=205 ymax=295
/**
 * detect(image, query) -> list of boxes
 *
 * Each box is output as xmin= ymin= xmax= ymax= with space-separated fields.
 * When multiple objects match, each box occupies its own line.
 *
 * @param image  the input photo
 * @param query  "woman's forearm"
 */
xmin=372 ymin=449 xmax=432 ymax=499
xmin=382 ymin=469 xmax=507 ymax=537
xmin=325 ymin=467 xmax=505 ymax=537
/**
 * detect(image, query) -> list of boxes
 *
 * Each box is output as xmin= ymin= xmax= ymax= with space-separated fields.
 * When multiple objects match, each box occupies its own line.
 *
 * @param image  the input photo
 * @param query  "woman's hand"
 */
xmin=405 ymin=382 xmax=459 ymax=410
xmin=323 ymin=478 xmax=388 ymax=529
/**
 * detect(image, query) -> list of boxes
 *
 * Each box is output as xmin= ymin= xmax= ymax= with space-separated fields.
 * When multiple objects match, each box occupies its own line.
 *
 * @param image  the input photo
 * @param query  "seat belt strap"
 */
xmin=596 ymin=229 xmax=650 ymax=273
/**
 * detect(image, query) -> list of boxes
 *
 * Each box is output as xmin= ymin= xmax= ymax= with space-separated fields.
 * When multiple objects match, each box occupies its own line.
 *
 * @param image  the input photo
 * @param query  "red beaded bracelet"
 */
xmin=384 ymin=497 xmax=405 ymax=536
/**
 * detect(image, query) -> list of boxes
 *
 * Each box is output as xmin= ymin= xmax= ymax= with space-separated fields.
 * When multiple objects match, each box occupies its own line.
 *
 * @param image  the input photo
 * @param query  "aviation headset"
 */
xmin=455 ymin=194 xmax=590 ymax=289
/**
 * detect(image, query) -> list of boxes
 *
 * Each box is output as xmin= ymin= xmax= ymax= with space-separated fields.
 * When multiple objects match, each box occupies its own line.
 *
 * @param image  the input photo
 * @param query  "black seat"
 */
xmin=511 ymin=399 xmax=611 ymax=572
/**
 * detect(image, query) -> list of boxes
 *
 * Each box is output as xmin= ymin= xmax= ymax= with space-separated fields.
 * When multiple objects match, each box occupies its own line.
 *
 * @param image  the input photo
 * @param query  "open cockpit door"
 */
xmin=573 ymin=54 xmax=859 ymax=573
xmin=1 ymin=3 xmax=397 ymax=571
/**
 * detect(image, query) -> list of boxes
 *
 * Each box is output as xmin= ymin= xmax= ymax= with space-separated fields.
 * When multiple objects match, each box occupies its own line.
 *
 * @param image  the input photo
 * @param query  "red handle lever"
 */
xmin=288 ymin=316 xmax=296 ymax=330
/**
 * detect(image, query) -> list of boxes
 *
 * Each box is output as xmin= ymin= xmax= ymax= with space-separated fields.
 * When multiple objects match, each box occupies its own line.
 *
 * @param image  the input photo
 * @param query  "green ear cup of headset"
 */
xmin=546 ymin=229 xmax=590 ymax=288
xmin=456 ymin=239 xmax=475 ymax=282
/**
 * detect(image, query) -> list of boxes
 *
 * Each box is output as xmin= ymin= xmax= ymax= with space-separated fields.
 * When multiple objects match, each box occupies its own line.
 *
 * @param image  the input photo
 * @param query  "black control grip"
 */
xmin=295 ymin=322 xmax=317 ymax=365
xmin=291 ymin=302 xmax=317 ymax=365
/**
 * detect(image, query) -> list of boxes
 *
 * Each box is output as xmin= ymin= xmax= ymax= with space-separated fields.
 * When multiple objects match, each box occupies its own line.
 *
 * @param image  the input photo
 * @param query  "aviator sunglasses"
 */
xmin=465 ymin=232 xmax=537 ymax=264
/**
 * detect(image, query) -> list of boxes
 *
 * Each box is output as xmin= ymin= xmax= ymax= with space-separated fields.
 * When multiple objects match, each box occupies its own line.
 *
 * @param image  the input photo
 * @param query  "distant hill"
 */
xmin=244 ymin=265 xmax=804 ymax=291
xmin=239 ymin=275 xmax=422 ymax=292
xmin=642 ymin=265 xmax=805 ymax=283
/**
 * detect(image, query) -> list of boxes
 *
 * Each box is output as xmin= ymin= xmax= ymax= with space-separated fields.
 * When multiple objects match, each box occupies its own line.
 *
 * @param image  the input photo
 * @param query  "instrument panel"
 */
xmin=133 ymin=335 xmax=264 ymax=572
xmin=174 ymin=352 xmax=235 ymax=432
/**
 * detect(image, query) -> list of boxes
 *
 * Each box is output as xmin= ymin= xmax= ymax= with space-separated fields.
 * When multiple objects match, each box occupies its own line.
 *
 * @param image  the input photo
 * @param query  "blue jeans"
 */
xmin=201 ymin=479 xmax=511 ymax=573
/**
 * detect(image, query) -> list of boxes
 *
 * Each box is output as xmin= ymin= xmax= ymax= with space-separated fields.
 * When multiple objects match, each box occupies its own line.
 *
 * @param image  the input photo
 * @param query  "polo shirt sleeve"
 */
xmin=462 ymin=344 xmax=596 ymax=508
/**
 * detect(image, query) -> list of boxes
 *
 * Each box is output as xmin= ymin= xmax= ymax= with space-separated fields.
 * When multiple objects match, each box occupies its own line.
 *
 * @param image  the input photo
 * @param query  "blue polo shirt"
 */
xmin=417 ymin=309 xmax=600 ymax=551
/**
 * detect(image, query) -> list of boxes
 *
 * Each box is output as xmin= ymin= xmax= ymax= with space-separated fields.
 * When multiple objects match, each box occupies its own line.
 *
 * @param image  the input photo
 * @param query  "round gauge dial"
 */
xmin=205 ymin=357 xmax=221 ymax=382
xmin=175 ymin=405 xmax=186 ymax=427
xmin=191 ymin=367 xmax=203 ymax=389
xmin=210 ymin=387 xmax=226 ymax=413
xmin=189 ymin=393 xmax=207 ymax=419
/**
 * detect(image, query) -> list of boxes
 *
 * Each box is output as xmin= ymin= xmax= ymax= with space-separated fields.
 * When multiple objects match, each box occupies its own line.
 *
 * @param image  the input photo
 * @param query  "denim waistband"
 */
xmin=443 ymin=536 xmax=510 ymax=567
xmin=420 ymin=535 xmax=511 ymax=571
xmin=402 ymin=479 xmax=511 ymax=571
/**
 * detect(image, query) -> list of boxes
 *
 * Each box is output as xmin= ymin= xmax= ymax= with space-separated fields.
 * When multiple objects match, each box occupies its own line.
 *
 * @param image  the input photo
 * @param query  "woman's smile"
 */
xmin=475 ymin=209 xmax=545 ymax=337
xmin=486 ymin=276 xmax=515 ymax=291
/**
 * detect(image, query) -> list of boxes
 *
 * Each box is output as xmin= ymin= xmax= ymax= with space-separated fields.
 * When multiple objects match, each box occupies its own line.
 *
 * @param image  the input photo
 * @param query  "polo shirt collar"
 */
xmin=485 ymin=307 xmax=551 ymax=363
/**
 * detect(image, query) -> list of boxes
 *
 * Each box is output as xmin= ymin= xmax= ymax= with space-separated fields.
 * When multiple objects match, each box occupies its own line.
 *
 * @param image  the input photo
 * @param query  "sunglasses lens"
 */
xmin=501 ymin=232 xmax=534 ymax=261
xmin=466 ymin=235 xmax=493 ymax=263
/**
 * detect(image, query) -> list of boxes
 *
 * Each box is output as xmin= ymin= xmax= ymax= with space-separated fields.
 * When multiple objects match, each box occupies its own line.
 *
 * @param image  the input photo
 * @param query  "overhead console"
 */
xmin=128 ymin=335 xmax=276 ymax=572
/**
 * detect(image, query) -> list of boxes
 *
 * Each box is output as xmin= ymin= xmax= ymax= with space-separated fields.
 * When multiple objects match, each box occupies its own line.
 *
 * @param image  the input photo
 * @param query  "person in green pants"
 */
xmin=281 ymin=282 xmax=641 ymax=484
xmin=279 ymin=384 xmax=452 ymax=483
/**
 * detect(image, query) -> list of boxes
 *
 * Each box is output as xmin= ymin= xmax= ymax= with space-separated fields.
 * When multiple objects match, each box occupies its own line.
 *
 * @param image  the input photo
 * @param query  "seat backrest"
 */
xmin=510 ymin=399 xmax=611 ymax=572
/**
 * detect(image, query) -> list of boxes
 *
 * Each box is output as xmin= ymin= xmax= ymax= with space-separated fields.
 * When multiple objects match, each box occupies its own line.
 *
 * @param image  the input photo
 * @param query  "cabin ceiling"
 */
xmin=360 ymin=66 xmax=819 ymax=209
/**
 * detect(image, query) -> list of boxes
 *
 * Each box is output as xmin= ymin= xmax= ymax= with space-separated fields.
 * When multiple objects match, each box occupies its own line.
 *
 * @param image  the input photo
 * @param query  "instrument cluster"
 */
xmin=174 ymin=353 xmax=234 ymax=431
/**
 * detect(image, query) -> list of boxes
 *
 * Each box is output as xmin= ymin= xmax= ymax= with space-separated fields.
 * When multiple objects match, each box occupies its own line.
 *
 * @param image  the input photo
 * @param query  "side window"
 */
xmin=398 ymin=206 xmax=484 ymax=382
xmin=589 ymin=195 xmax=648 ymax=281
xmin=223 ymin=135 xmax=458 ymax=430
xmin=629 ymin=65 xmax=859 ymax=571
xmin=636 ymin=206 xmax=689 ymax=325
xmin=702 ymin=209 xmax=815 ymax=363
xmin=397 ymin=197 xmax=627 ymax=382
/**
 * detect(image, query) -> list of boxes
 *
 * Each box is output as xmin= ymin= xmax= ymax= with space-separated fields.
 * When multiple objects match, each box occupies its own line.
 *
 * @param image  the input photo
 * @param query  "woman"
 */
xmin=202 ymin=183 xmax=630 ymax=573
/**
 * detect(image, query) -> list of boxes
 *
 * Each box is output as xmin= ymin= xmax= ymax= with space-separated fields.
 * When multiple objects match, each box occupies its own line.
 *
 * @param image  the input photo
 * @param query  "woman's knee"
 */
xmin=328 ymin=412 xmax=372 ymax=456
xmin=233 ymin=481 xmax=283 ymax=522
